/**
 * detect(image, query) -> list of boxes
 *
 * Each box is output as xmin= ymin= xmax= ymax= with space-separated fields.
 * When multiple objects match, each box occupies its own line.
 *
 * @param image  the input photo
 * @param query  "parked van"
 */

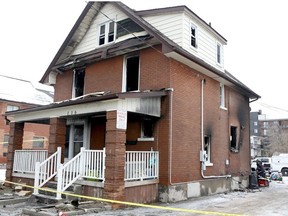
xmin=271 ymin=154 xmax=288 ymax=173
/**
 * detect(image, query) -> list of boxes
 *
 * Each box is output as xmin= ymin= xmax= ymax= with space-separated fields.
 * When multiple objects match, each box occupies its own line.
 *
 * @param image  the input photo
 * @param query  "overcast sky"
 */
xmin=1 ymin=0 xmax=287 ymax=119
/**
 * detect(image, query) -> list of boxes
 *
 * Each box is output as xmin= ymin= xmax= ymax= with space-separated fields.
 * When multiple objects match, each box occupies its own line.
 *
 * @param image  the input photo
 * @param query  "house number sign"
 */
xmin=116 ymin=110 xmax=127 ymax=130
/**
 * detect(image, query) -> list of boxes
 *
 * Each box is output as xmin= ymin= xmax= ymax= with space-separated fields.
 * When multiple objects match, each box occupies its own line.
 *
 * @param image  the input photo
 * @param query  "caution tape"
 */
xmin=2 ymin=180 xmax=244 ymax=216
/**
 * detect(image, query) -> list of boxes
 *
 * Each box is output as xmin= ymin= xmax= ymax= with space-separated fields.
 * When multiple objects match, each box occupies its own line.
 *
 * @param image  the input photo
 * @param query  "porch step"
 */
xmin=34 ymin=181 xmax=76 ymax=204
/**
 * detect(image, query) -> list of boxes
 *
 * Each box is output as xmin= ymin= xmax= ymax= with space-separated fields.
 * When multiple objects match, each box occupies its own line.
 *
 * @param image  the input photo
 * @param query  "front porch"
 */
xmin=5 ymin=91 xmax=167 ymax=204
xmin=10 ymin=147 xmax=159 ymax=200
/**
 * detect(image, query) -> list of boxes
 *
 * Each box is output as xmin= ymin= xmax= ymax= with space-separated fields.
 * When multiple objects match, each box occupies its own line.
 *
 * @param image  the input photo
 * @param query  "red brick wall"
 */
xmin=54 ymin=69 xmax=73 ymax=102
xmin=0 ymin=101 xmax=50 ymax=163
xmin=52 ymin=46 xmax=251 ymax=185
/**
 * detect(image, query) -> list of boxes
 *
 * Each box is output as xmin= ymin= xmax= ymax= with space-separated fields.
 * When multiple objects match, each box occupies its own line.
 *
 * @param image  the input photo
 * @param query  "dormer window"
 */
xmin=190 ymin=23 xmax=197 ymax=48
xmin=98 ymin=21 xmax=115 ymax=46
xmin=217 ymin=43 xmax=222 ymax=64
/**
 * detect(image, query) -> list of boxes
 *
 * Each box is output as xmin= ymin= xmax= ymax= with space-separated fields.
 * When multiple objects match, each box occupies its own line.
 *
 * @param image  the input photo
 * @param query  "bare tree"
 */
xmin=266 ymin=123 xmax=288 ymax=155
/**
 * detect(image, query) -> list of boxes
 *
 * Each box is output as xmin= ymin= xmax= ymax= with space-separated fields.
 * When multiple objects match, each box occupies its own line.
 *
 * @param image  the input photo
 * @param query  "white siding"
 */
xmin=143 ymin=11 xmax=225 ymax=72
xmin=72 ymin=3 xmax=129 ymax=55
xmin=182 ymin=13 xmax=225 ymax=71
xmin=142 ymin=13 xmax=184 ymax=46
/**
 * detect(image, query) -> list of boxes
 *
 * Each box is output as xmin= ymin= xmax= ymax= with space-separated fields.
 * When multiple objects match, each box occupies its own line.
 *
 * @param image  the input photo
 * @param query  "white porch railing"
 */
xmin=125 ymin=151 xmax=159 ymax=181
xmin=56 ymin=147 xmax=106 ymax=199
xmin=13 ymin=150 xmax=48 ymax=174
xmin=34 ymin=147 xmax=61 ymax=195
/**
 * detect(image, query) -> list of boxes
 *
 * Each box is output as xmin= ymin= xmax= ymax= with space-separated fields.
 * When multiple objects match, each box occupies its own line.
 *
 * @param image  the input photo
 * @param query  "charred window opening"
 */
xmin=116 ymin=18 xmax=144 ymax=38
xmin=204 ymin=135 xmax=211 ymax=162
xmin=73 ymin=69 xmax=85 ymax=98
xmin=126 ymin=56 xmax=139 ymax=92
xmin=230 ymin=126 xmax=238 ymax=151
xmin=141 ymin=118 xmax=154 ymax=138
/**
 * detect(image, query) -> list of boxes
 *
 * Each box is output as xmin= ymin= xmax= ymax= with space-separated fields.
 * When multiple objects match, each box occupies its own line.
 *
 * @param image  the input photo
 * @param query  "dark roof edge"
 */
xmin=40 ymin=2 xmax=94 ymax=84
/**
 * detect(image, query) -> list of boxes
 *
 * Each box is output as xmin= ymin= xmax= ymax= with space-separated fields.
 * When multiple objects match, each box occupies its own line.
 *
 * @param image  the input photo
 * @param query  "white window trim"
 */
xmin=66 ymin=118 xmax=90 ymax=160
xmin=216 ymin=42 xmax=222 ymax=66
xmin=122 ymin=54 xmax=140 ymax=92
xmin=98 ymin=20 xmax=116 ymax=46
xmin=190 ymin=22 xmax=198 ymax=50
xmin=204 ymin=135 xmax=212 ymax=164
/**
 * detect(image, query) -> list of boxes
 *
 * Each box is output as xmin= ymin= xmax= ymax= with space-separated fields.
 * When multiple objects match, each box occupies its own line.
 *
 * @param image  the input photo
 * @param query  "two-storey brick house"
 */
xmin=5 ymin=2 xmax=259 ymax=204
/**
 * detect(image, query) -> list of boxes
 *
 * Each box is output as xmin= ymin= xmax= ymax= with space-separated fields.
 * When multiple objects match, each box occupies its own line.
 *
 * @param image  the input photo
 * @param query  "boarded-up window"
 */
xmin=116 ymin=18 xmax=144 ymax=38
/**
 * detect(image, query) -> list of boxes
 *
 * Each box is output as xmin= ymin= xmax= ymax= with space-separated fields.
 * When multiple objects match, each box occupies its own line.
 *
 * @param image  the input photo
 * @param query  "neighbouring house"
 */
xmin=5 ymin=2 xmax=260 ymax=205
xmin=0 ymin=75 xmax=53 ymax=165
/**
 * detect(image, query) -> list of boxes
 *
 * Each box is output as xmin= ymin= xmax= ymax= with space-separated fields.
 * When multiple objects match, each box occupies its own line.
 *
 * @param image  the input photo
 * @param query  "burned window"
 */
xmin=125 ymin=56 xmax=139 ymax=92
xmin=204 ymin=135 xmax=211 ymax=163
xmin=116 ymin=18 xmax=144 ymax=38
xmin=73 ymin=69 xmax=85 ymax=98
xmin=230 ymin=126 xmax=238 ymax=151
xmin=191 ymin=23 xmax=197 ymax=48
xmin=141 ymin=119 xmax=154 ymax=138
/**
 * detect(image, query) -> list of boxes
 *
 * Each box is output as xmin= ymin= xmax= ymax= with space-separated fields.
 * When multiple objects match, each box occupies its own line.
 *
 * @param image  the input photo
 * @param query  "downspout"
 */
xmin=165 ymin=87 xmax=174 ymax=185
xmin=200 ymin=79 xmax=231 ymax=179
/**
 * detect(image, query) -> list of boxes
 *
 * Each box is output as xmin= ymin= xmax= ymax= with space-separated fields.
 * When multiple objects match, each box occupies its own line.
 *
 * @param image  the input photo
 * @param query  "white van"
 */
xmin=271 ymin=154 xmax=288 ymax=173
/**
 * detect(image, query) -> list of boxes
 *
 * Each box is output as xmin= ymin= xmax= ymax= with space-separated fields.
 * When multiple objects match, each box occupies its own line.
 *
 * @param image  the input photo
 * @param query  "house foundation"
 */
xmin=159 ymin=176 xmax=249 ymax=202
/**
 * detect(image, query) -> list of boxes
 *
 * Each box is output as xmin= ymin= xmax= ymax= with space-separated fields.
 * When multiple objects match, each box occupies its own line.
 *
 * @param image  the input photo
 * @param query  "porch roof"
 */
xmin=5 ymin=90 xmax=168 ymax=123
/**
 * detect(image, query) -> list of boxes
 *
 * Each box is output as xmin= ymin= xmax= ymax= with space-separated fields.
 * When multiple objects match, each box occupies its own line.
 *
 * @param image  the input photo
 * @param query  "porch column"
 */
xmin=104 ymin=110 xmax=126 ymax=209
xmin=49 ymin=118 xmax=66 ymax=162
xmin=6 ymin=122 xmax=24 ymax=182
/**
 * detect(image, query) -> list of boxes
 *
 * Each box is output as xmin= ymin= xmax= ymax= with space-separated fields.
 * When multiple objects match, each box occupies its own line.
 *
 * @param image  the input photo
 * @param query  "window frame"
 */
xmin=216 ymin=43 xmax=222 ymax=64
xmin=32 ymin=136 xmax=45 ymax=148
xmin=98 ymin=21 xmax=116 ymax=46
xmin=190 ymin=22 xmax=198 ymax=49
xmin=6 ymin=105 xmax=20 ymax=112
xmin=122 ymin=54 xmax=140 ymax=92
xmin=72 ymin=68 xmax=85 ymax=98
xmin=220 ymin=83 xmax=226 ymax=108
xmin=204 ymin=135 xmax=213 ymax=165
xmin=3 ymin=134 xmax=9 ymax=147
xmin=137 ymin=118 xmax=155 ymax=141
xmin=230 ymin=126 xmax=238 ymax=152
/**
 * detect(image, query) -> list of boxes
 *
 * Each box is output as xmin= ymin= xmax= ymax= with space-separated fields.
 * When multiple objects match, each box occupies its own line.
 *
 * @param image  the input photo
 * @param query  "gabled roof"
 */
xmin=40 ymin=1 xmax=260 ymax=100
xmin=0 ymin=74 xmax=53 ymax=105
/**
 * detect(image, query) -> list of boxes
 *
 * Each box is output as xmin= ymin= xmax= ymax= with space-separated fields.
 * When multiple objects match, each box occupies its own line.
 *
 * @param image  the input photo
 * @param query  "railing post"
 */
xmin=56 ymin=163 xmax=63 ymax=200
xmin=80 ymin=147 xmax=85 ymax=177
xmin=33 ymin=162 xmax=40 ymax=195
xmin=56 ymin=147 xmax=62 ymax=171
xmin=102 ymin=148 xmax=106 ymax=182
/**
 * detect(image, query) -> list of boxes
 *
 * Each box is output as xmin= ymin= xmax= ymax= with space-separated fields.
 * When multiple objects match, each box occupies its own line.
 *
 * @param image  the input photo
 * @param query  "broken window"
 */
xmin=230 ymin=126 xmax=238 ymax=151
xmin=116 ymin=18 xmax=144 ymax=38
xmin=73 ymin=69 xmax=85 ymax=98
xmin=98 ymin=21 xmax=115 ymax=46
xmin=204 ymin=135 xmax=211 ymax=163
xmin=124 ymin=55 xmax=139 ymax=92
xmin=190 ymin=23 xmax=197 ymax=48
xmin=141 ymin=118 xmax=154 ymax=138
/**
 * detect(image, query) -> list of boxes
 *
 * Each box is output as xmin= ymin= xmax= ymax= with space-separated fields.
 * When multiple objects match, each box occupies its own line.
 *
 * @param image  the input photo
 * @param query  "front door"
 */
xmin=65 ymin=118 xmax=90 ymax=161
